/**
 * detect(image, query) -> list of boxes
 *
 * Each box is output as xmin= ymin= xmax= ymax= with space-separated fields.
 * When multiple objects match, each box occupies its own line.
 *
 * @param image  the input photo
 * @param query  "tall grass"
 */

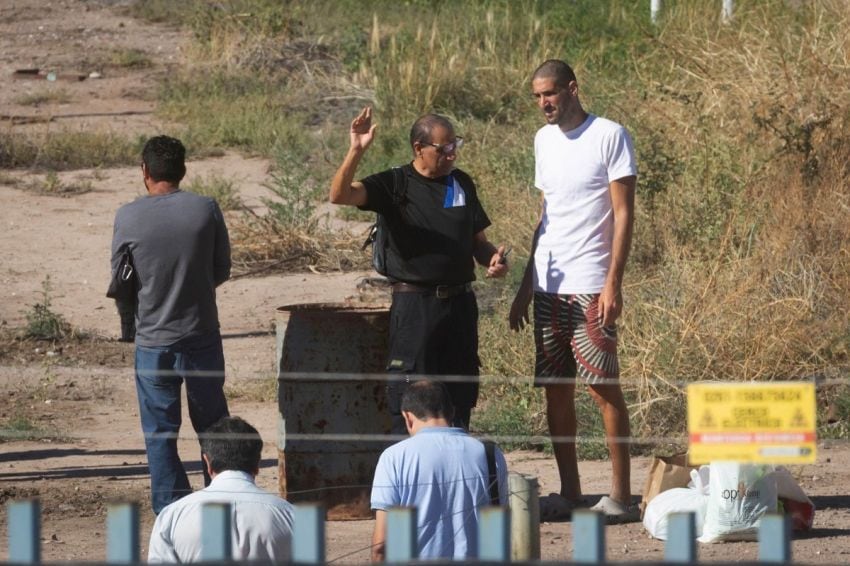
xmin=0 ymin=129 xmax=141 ymax=170
xmin=139 ymin=0 xmax=850 ymax=444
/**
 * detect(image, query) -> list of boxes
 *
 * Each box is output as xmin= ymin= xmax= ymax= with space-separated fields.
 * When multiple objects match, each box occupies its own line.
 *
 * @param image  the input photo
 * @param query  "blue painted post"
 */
xmin=200 ymin=503 xmax=231 ymax=561
xmin=385 ymin=507 xmax=417 ymax=562
xmin=479 ymin=506 xmax=510 ymax=561
xmin=293 ymin=504 xmax=325 ymax=563
xmin=106 ymin=503 xmax=139 ymax=563
xmin=759 ymin=513 xmax=791 ymax=563
xmin=664 ymin=512 xmax=696 ymax=563
xmin=573 ymin=510 xmax=605 ymax=563
xmin=8 ymin=500 xmax=40 ymax=564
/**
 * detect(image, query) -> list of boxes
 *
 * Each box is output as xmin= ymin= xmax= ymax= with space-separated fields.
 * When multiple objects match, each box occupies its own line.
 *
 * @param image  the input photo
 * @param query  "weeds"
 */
xmin=25 ymin=276 xmax=72 ymax=341
xmin=14 ymin=89 xmax=71 ymax=106
xmin=229 ymin=150 xmax=367 ymax=275
xmin=185 ymin=174 xmax=243 ymax=211
xmin=262 ymin=151 xmax=321 ymax=232
xmin=132 ymin=0 xmax=850 ymax=449
xmin=106 ymin=48 xmax=153 ymax=69
xmin=0 ymin=414 xmax=41 ymax=443
xmin=0 ymin=130 xmax=140 ymax=170
xmin=35 ymin=171 xmax=93 ymax=196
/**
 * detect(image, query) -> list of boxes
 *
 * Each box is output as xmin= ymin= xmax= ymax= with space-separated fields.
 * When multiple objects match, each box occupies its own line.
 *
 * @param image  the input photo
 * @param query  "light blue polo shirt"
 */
xmin=370 ymin=426 xmax=508 ymax=559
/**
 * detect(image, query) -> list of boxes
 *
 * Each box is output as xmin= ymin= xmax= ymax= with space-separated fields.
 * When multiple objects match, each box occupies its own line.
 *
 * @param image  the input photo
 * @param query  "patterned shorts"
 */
xmin=533 ymin=292 xmax=619 ymax=386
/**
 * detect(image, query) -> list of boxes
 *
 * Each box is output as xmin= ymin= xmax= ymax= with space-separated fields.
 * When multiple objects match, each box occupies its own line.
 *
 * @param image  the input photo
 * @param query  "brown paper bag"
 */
xmin=640 ymin=453 xmax=697 ymax=518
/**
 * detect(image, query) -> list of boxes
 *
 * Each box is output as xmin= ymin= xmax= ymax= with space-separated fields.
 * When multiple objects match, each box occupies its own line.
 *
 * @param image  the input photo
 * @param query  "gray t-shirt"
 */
xmin=111 ymin=190 xmax=231 ymax=346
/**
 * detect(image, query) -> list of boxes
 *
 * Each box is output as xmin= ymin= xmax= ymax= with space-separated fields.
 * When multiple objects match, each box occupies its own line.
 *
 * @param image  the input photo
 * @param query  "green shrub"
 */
xmin=25 ymin=277 xmax=72 ymax=341
xmin=185 ymin=174 xmax=242 ymax=211
xmin=0 ymin=130 xmax=140 ymax=170
xmin=107 ymin=48 xmax=153 ymax=69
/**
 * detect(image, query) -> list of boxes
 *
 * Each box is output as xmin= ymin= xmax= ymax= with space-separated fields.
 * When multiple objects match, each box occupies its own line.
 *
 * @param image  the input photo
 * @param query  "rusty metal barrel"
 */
xmin=275 ymin=302 xmax=391 ymax=519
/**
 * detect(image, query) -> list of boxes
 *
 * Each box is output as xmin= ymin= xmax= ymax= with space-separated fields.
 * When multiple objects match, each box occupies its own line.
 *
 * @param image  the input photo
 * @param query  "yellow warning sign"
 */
xmin=687 ymin=382 xmax=816 ymax=464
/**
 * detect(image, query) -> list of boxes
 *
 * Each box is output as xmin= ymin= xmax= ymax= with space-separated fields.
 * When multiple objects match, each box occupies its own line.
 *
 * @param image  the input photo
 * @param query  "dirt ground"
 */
xmin=2 ymin=1 xmax=850 ymax=563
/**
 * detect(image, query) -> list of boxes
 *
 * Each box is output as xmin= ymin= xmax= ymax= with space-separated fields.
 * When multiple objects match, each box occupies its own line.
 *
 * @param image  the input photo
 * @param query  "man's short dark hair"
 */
xmin=200 ymin=416 xmax=262 ymax=474
xmin=142 ymin=135 xmax=186 ymax=184
xmin=532 ymin=59 xmax=577 ymax=89
xmin=409 ymin=114 xmax=454 ymax=150
xmin=401 ymin=380 xmax=455 ymax=421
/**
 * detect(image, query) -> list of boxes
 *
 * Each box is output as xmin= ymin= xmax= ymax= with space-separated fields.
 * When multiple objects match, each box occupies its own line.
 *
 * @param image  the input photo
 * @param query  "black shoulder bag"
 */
xmin=484 ymin=440 xmax=502 ymax=506
xmin=361 ymin=167 xmax=407 ymax=277
xmin=106 ymin=248 xmax=138 ymax=342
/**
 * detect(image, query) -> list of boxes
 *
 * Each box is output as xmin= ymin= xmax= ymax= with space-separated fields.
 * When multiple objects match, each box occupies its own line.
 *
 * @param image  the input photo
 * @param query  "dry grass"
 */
xmin=614 ymin=1 xmax=850 ymax=437
xmin=139 ymin=0 xmax=850 ymax=442
xmin=229 ymin=217 xmax=367 ymax=277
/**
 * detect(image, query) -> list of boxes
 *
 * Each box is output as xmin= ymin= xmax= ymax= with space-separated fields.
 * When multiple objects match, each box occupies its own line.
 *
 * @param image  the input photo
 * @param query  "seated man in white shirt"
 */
xmin=370 ymin=381 xmax=508 ymax=561
xmin=148 ymin=416 xmax=294 ymax=562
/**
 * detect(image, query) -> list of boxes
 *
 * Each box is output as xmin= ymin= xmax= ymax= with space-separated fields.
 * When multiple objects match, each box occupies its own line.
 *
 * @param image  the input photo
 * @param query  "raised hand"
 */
xmin=350 ymin=106 xmax=377 ymax=152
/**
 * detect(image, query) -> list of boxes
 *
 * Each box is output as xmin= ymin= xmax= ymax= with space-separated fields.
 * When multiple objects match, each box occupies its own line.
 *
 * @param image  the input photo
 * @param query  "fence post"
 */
xmin=479 ymin=506 xmax=510 ymax=561
xmin=759 ymin=513 xmax=791 ymax=563
xmin=293 ymin=504 xmax=325 ymax=563
xmin=664 ymin=512 xmax=696 ymax=563
xmin=8 ymin=500 xmax=40 ymax=564
xmin=573 ymin=510 xmax=605 ymax=563
xmin=106 ymin=502 xmax=139 ymax=563
xmin=651 ymin=0 xmax=662 ymax=24
xmin=509 ymin=473 xmax=540 ymax=560
xmin=201 ymin=502 xmax=231 ymax=561
xmin=386 ymin=507 xmax=417 ymax=562
xmin=722 ymin=0 xmax=734 ymax=22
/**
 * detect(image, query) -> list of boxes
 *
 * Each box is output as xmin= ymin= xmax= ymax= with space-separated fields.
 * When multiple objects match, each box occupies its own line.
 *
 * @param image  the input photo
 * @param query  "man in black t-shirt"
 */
xmin=330 ymin=107 xmax=509 ymax=434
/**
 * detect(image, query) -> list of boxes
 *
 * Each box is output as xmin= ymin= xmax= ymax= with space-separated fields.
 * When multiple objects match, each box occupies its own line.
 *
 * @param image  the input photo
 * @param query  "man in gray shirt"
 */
xmin=111 ymin=135 xmax=231 ymax=514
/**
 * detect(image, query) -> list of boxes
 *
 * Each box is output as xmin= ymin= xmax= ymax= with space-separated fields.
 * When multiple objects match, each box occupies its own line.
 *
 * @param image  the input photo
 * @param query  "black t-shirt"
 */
xmin=359 ymin=164 xmax=491 ymax=285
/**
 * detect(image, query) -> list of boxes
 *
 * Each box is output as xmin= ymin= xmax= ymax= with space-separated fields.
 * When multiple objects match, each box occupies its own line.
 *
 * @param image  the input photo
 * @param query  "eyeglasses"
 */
xmin=423 ymin=137 xmax=464 ymax=155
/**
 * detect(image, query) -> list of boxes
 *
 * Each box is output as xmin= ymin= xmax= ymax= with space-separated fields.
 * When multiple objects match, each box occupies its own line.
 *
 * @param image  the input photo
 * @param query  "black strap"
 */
xmin=361 ymin=167 xmax=407 ymax=252
xmin=483 ymin=440 xmax=500 ymax=506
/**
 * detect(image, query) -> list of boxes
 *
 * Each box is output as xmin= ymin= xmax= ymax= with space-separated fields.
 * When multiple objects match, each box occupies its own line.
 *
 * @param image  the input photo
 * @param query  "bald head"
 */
xmin=409 ymin=114 xmax=454 ymax=151
xmin=532 ymin=59 xmax=577 ymax=89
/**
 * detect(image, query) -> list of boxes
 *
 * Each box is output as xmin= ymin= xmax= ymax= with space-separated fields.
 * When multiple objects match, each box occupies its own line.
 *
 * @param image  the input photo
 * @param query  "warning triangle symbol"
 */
xmin=699 ymin=411 xmax=716 ymax=428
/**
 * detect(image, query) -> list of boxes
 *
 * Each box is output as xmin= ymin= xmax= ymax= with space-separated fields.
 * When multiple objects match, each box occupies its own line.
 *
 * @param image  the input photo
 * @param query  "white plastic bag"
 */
xmin=688 ymin=466 xmax=710 ymax=494
xmin=643 ymin=487 xmax=709 ymax=540
xmin=699 ymin=462 xmax=777 ymax=543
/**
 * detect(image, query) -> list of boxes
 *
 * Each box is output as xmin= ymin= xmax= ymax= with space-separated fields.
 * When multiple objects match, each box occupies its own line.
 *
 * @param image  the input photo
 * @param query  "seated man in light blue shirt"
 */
xmin=148 ymin=417 xmax=294 ymax=562
xmin=370 ymin=381 xmax=508 ymax=561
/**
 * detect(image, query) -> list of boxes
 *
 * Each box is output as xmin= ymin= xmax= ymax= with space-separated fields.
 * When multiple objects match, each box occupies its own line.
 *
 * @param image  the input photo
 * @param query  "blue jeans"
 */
xmin=134 ymin=330 xmax=229 ymax=514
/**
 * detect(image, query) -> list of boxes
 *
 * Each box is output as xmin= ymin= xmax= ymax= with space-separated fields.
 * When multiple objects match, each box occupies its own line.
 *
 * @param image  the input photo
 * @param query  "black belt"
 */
xmin=392 ymin=282 xmax=472 ymax=299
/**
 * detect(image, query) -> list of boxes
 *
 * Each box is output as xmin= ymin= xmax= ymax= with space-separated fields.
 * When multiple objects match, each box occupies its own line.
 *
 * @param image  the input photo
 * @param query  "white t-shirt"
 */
xmin=148 ymin=470 xmax=294 ymax=563
xmin=533 ymin=114 xmax=637 ymax=294
xmin=370 ymin=427 xmax=508 ymax=559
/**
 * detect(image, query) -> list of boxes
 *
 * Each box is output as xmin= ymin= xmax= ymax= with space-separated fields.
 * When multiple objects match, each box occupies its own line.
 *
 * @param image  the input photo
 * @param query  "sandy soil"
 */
xmin=2 ymin=1 xmax=849 ymax=563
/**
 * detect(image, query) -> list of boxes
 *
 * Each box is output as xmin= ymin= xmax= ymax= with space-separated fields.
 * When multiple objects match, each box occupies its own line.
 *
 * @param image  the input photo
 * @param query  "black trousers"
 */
xmin=385 ymin=289 xmax=480 ymax=435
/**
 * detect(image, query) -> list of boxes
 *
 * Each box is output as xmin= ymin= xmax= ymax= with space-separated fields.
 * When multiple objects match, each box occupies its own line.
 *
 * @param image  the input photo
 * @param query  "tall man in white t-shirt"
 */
xmin=510 ymin=60 xmax=637 ymax=521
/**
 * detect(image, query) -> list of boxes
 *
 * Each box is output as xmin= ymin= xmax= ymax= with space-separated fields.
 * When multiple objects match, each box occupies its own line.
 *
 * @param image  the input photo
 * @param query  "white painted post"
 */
xmin=200 ymin=503 xmax=231 ymax=561
xmin=509 ymin=473 xmax=540 ymax=560
xmin=722 ymin=0 xmax=734 ymax=23
xmin=106 ymin=503 xmax=139 ymax=563
xmin=293 ymin=504 xmax=326 ymax=563
xmin=479 ymin=506 xmax=510 ymax=561
xmin=651 ymin=0 xmax=662 ymax=24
